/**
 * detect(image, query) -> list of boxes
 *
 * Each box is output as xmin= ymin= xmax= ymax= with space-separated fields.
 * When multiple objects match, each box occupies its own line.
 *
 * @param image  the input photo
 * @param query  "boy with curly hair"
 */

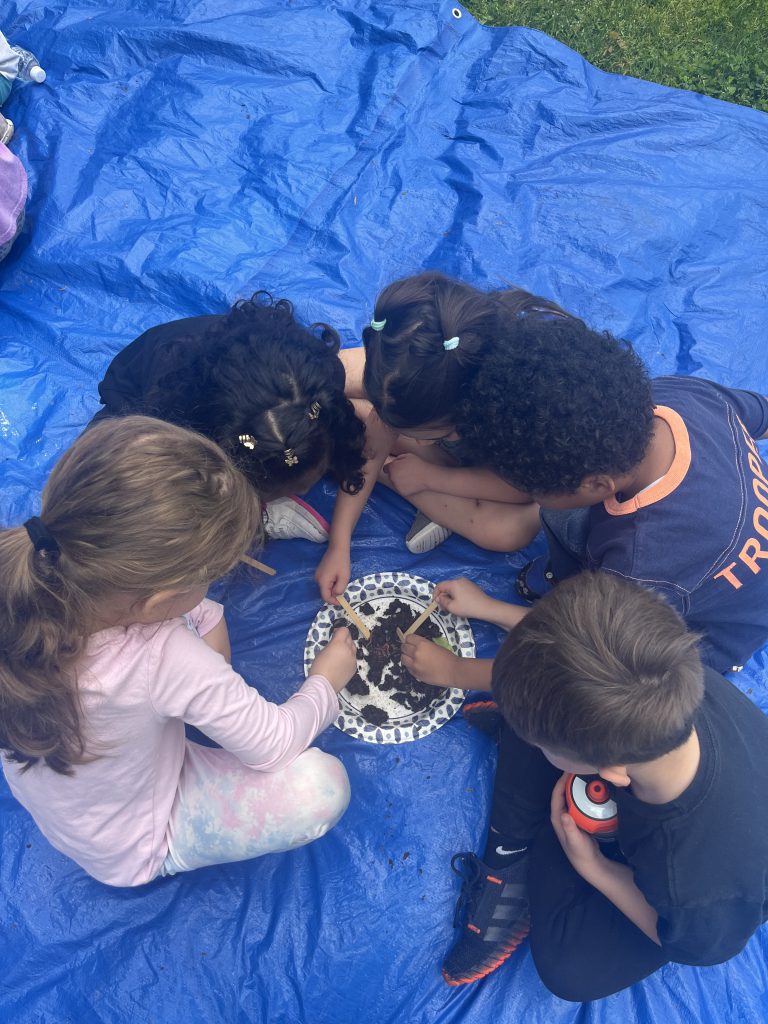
xmin=440 ymin=572 xmax=768 ymax=996
xmin=403 ymin=315 xmax=768 ymax=688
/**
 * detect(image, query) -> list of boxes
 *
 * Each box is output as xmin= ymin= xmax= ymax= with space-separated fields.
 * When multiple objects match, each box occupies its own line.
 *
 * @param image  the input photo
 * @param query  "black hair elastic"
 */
xmin=23 ymin=516 xmax=60 ymax=557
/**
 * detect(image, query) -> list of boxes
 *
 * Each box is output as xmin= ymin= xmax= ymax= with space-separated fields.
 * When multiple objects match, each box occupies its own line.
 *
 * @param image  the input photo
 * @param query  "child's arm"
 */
xmin=386 ymin=454 xmax=532 ymax=505
xmin=185 ymin=599 xmax=231 ymax=661
xmin=338 ymin=346 xmax=367 ymax=401
xmin=434 ymin=578 xmax=530 ymax=630
xmin=401 ymin=638 xmax=495 ymax=691
xmin=154 ymin=627 xmax=356 ymax=772
xmin=200 ymin=617 xmax=232 ymax=663
xmin=315 ymin=408 xmax=396 ymax=602
xmin=550 ymin=776 xmax=661 ymax=945
xmin=401 ymin=579 xmax=530 ymax=692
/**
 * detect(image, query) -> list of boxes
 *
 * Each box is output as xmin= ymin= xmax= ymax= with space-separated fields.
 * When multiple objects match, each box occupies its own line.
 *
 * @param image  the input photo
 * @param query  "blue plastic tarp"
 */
xmin=1 ymin=1 xmax=768 ymax=1021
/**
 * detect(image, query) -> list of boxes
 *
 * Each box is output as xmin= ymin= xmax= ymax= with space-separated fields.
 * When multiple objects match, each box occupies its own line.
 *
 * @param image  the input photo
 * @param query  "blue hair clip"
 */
xmin=370 ymin=317 xmax=387 ymax=331
xmin=443 ymin=336 xmax=460 ymax=351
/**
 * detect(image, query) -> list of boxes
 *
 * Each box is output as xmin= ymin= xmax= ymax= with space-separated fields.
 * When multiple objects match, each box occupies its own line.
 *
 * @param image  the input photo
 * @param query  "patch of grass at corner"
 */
xmin=464 ymin=0 xmax=768 ymax=113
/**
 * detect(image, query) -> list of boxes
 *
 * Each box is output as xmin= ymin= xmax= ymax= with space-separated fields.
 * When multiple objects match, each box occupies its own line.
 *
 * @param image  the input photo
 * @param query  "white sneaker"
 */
xmin=264 ymin=496 xmax=330 ymax=543
xmin=405 ymin=512 xmax=452 ymax=554
xmin=0 ymin=114 xmax=14 ymax=146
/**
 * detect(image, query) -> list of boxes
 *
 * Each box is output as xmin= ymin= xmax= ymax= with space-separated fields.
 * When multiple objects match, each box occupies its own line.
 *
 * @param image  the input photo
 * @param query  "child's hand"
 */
xmin=401 ymin=634 xmax=462 ymax=687
xmin=315 ymin=544 xmax=351 ymax=605
xmin=310 ymin=627 xmax=357 ymax=693
xmin=550 ymin=774 xmax=605 ymax=885
xmin=433 ymin=578 xmax=491 ymax=620
xmin=383 ymin=453 xmax=429 ymax=497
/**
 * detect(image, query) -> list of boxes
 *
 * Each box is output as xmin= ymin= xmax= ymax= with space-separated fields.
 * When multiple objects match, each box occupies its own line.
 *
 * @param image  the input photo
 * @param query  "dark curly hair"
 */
xmin=458 ymin=316 xmax=654 ymax=494
xmin=142 ymin=293 xmax=366 ymax=498
xmin=362 ymin=271 xmax=570 ymax=430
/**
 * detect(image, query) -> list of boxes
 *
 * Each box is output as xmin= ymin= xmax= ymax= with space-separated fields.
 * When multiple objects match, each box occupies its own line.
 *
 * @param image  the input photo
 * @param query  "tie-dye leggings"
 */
xmin=159 ymin=741 xmax=350 ymax=876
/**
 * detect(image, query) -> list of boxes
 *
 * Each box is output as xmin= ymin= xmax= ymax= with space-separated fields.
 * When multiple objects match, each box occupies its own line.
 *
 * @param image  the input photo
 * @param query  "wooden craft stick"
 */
xmin=337 ymin=593 xmax=371 ymax=639
xmin=403 ymin=599 xmax=439 ymax=637
xmin=240 ymin=554 xmax=277 ymax=576
xmin=396 ymin=627 xmax=406 ymax=643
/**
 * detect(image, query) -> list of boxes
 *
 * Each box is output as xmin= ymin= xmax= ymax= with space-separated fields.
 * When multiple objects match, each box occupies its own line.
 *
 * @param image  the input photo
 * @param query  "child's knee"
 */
xmin=466 ymin=503 xmax=540 ymax=552
xmin=291 ymin=748 xmax=351 ymax=836
xmin=531 ymin=947 xmax=594 ymax=1002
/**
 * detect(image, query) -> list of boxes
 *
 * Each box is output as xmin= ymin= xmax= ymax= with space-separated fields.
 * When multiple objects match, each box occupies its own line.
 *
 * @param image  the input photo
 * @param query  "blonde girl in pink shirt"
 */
xmin=0 ymin=416 xmax=355 ymax=887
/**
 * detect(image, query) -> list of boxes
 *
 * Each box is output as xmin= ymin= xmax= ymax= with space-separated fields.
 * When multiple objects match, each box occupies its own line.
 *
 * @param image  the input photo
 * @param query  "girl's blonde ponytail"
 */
xmin=0 ymin=416 xmax=263 ymax=773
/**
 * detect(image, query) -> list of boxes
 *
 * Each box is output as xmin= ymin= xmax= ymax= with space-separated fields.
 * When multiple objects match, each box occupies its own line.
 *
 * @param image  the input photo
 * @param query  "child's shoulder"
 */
xmin=652 ymin=375 xmax=768 ymax=430
xmin=701 ymin=668 xmax=768 ymax=742
xmin=84 ymin=613 xmax=210 ymax=682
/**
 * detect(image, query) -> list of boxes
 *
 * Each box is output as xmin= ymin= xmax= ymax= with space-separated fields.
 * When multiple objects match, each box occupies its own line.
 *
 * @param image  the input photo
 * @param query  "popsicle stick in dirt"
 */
xmin=403 ymin=600 xmax=439 ymax=637
xmin=336 ymin=593 xmax=371 ymax=639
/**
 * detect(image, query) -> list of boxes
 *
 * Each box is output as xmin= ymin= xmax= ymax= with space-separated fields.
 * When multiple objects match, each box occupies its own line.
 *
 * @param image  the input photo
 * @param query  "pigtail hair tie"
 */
xmin=24 ymin=516 xmax=61 ymax=558
xmin=370 ymin=317 xmax=387 ymax=332
xmin=443 ymin=336 xmax=460 ymax=351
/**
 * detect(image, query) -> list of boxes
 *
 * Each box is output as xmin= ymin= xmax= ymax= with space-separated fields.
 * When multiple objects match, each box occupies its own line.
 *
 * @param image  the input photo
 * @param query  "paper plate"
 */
xmin=304 ymin=572 xmax=475 ymax=743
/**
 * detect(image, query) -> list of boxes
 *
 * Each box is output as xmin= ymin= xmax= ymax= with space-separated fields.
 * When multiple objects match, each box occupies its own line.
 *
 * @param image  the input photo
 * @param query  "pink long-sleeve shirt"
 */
xmin=3 ymin=600 xmax=338 ymax=886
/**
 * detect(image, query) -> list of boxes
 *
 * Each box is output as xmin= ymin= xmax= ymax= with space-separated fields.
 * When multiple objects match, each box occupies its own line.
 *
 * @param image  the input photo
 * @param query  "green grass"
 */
xmin=464 ymin=0 xmax=768 ymax=113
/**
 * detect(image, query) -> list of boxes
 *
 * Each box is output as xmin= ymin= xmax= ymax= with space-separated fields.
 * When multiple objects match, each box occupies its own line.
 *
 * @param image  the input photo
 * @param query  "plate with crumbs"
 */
xmin=304 ymin=572 xmax=474 ymax=743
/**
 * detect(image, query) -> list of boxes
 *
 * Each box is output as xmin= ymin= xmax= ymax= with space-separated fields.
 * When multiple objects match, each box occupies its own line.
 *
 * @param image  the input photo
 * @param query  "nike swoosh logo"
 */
xmin=495 ymin=845 xmax=527 ymax=856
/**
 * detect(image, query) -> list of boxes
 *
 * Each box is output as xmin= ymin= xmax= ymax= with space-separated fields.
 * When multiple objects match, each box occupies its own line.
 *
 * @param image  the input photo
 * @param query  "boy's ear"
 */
xmin=581 ymin=474 xmax=616 ymax=499
xmin=599 ymin=766 xmax=631 ymax=788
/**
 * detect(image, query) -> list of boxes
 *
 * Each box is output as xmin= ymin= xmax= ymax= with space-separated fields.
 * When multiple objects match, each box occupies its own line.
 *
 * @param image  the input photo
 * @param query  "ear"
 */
xmin=136 ymin=590 xmax=181 ymax=617
xmin=599 ymin=765 xmax=631 ymax=788
xmin=581 ymin=474 xmax=617 ymax=500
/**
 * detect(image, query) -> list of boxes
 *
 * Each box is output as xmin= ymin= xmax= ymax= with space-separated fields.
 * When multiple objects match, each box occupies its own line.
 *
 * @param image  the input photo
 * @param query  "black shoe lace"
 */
xmin=449 ymin=852 xmax=486 ymax=929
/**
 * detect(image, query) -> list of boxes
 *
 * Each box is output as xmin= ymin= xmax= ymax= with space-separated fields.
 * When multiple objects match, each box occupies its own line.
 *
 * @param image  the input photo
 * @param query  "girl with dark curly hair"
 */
xmin=93 ymin=292 xmax=367 ymax=543
xmin=315 ymin=271 xmax=573 ymax=603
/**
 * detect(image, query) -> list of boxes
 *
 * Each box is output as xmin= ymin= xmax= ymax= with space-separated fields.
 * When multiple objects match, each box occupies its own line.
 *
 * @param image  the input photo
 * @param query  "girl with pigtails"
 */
xmin=93 ymin=292 xmax=367 ymax=543
xmin=93 ymin=276 xmax=571 ymax=607
xmin=315 ymin=271 xmax=575 ymax=601
xmin=0 ymin=416 xmax=355 ymax=886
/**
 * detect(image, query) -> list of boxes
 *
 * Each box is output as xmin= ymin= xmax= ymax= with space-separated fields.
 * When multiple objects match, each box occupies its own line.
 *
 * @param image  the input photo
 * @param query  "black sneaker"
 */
xmin=442 ymin=852 xmax=530 ymax=986
xmin=462 ymin=700 xmax=503 ymax=740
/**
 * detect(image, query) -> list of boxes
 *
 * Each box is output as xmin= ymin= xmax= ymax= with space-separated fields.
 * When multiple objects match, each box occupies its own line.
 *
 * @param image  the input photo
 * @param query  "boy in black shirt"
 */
xmin=442 ymin=572 xmax=768 ymax=999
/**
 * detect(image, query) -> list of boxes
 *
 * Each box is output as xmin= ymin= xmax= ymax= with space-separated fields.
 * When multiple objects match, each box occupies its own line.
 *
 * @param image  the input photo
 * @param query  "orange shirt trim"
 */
xmin=603 ymin=406 xmax=691 ymax=517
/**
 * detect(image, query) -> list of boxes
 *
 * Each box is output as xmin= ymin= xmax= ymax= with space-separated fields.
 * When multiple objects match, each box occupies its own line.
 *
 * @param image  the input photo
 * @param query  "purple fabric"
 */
xmin=0 ymin=141 xmax=26 ymax=249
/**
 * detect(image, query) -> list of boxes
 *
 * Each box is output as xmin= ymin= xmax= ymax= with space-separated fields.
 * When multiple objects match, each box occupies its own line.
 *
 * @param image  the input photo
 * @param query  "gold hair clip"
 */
xmin=308 ymin=401 xmax=321 ymax=420
xmin=284 ymin=449 xmax=299 ymax=466
xmin=238 ymin=434 xmax=257 ymax=450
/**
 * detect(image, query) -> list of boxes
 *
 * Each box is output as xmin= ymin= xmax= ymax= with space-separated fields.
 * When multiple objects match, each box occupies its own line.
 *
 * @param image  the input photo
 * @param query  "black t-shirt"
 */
xmin=615 ymin=668 xmax=768 ymax=966
xmin=94 ymin=315 xmax=222 ymax=421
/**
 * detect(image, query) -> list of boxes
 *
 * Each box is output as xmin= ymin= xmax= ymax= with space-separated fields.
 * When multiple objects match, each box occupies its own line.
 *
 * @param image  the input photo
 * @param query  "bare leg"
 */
xmin=410 ymin=493 xmax=540 ymax=551
xmin=378 ymin=471 xmax=540 ymax=552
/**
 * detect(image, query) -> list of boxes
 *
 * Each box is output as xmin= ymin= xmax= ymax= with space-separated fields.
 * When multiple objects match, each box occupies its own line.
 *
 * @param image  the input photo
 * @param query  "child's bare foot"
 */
xmin=0 ymin=113 xmax=14 ymax=146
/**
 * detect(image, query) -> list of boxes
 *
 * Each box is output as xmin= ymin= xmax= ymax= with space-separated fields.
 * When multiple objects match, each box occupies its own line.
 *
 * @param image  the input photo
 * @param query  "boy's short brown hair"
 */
xmin=492 ymin=572 xmax=705 ymax=766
